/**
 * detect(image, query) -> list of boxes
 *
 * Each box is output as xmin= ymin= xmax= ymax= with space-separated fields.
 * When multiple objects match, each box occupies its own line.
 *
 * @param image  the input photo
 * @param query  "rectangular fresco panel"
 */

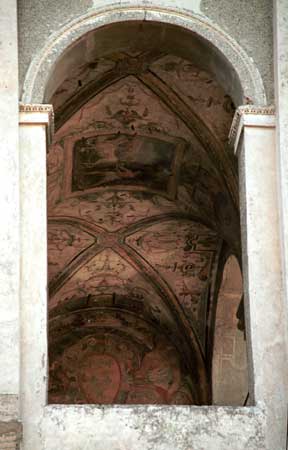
xmin=72 ymin=134 xmax=176 ymax=195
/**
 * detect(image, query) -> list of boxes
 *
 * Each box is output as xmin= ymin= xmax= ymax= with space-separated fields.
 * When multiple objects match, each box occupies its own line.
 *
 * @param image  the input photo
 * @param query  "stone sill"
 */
xmin=41 ymin=404 xmax=266 ymax=450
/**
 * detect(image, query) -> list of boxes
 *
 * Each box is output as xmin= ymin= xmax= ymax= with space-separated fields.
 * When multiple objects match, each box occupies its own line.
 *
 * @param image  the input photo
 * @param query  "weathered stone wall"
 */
xmin=41 ymin=404 xmax=266 ymax=450
xmin=202 ymin=0 xmax=273 ymax=103
xmin=18 ymin=0 xmax=273 ymax=103
xmin=0 ymin=0 xmax=20 ymax=424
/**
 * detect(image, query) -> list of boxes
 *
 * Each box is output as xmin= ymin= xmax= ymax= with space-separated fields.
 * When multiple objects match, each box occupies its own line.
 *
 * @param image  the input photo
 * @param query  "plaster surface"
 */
xmin=0 ymin=0 xmax=20 ymax=417
xmin=202 ymin=0 xmax=274 ymax=103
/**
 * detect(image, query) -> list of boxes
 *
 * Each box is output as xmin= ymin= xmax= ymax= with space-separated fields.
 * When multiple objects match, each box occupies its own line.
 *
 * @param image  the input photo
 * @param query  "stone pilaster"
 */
xmin=19 ymin=104 xmax=53 ymax=450
xmin=230 ymin=105 xmax=288 ymax=450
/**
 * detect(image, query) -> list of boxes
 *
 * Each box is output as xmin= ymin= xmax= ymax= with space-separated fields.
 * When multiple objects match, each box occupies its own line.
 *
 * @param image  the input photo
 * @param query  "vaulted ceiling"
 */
xmin=47 ymin=21 xmax=240 ymax=406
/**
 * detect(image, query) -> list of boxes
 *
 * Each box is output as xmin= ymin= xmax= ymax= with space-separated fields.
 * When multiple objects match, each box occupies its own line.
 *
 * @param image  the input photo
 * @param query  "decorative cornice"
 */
xmin=19 ymin=103 xmax=54 ymax=142
xmin=229 ymin=105 xmax=275 ymax=154
xmin=19 ymin=103 xmax=53 ymax=114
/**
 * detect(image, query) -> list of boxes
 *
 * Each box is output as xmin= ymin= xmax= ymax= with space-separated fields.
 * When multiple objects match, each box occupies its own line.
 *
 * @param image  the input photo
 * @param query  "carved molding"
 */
xmin=229 ymin=105 xmax=275 ymax=150
xmin=19 ymin=103 xmax=53 ymax=114
xmin=19 ymin=103 xmax=54 ymax=142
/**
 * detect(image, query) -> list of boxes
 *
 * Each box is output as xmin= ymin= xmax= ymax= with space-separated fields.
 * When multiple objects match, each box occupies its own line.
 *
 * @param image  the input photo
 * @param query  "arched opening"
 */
xmin=46 ymin=20 xmax=247 ymax=405
xmin=212 ymin=255 xmax=248 ymax=405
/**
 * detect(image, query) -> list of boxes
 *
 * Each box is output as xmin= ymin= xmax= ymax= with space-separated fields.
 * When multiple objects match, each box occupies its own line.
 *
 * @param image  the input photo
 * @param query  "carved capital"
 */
xmin=229 ymin=105 xmax=275 ymax=155
xmin=19 ymin=103 xmax=54 ymax=143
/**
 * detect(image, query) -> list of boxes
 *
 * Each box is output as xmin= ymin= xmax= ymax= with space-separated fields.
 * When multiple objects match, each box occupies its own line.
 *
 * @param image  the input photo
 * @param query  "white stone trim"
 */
xmin=229 ymin=106 xmax=275 ymax=154
xmin=19 ymin=103 xmax=54 ymax=143
xmin=19 ymin=104 xmax=53 ymax=449
xmin=230 ymin=105 xmax=288 ymax=449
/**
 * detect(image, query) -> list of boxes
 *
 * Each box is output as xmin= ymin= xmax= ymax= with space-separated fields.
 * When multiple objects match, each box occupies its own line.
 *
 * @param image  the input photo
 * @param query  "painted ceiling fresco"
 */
xmin=47 ymin=22 xmax=241 ymax=406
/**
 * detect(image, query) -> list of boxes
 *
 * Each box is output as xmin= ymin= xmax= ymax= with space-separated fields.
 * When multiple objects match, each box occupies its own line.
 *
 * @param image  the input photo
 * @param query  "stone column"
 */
xmin=229 ymin=106 xmax=288 ymax=450
xmin=19 ymin=104 xmax=53 ymax=450
xmin=0 ymin=0 xmax=20 ymax=424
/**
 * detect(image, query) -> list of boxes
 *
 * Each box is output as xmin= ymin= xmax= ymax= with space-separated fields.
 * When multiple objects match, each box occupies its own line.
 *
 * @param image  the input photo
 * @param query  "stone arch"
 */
xmin=21 ymin=5 xmax=266 ymax=106
xmin=27 ymin=5 xmax=254 ymax=410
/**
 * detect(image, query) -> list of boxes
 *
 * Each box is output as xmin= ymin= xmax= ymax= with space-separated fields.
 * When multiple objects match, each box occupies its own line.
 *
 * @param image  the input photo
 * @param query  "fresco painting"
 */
xmin=47 ymin=56 xmax=238 ymax=405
